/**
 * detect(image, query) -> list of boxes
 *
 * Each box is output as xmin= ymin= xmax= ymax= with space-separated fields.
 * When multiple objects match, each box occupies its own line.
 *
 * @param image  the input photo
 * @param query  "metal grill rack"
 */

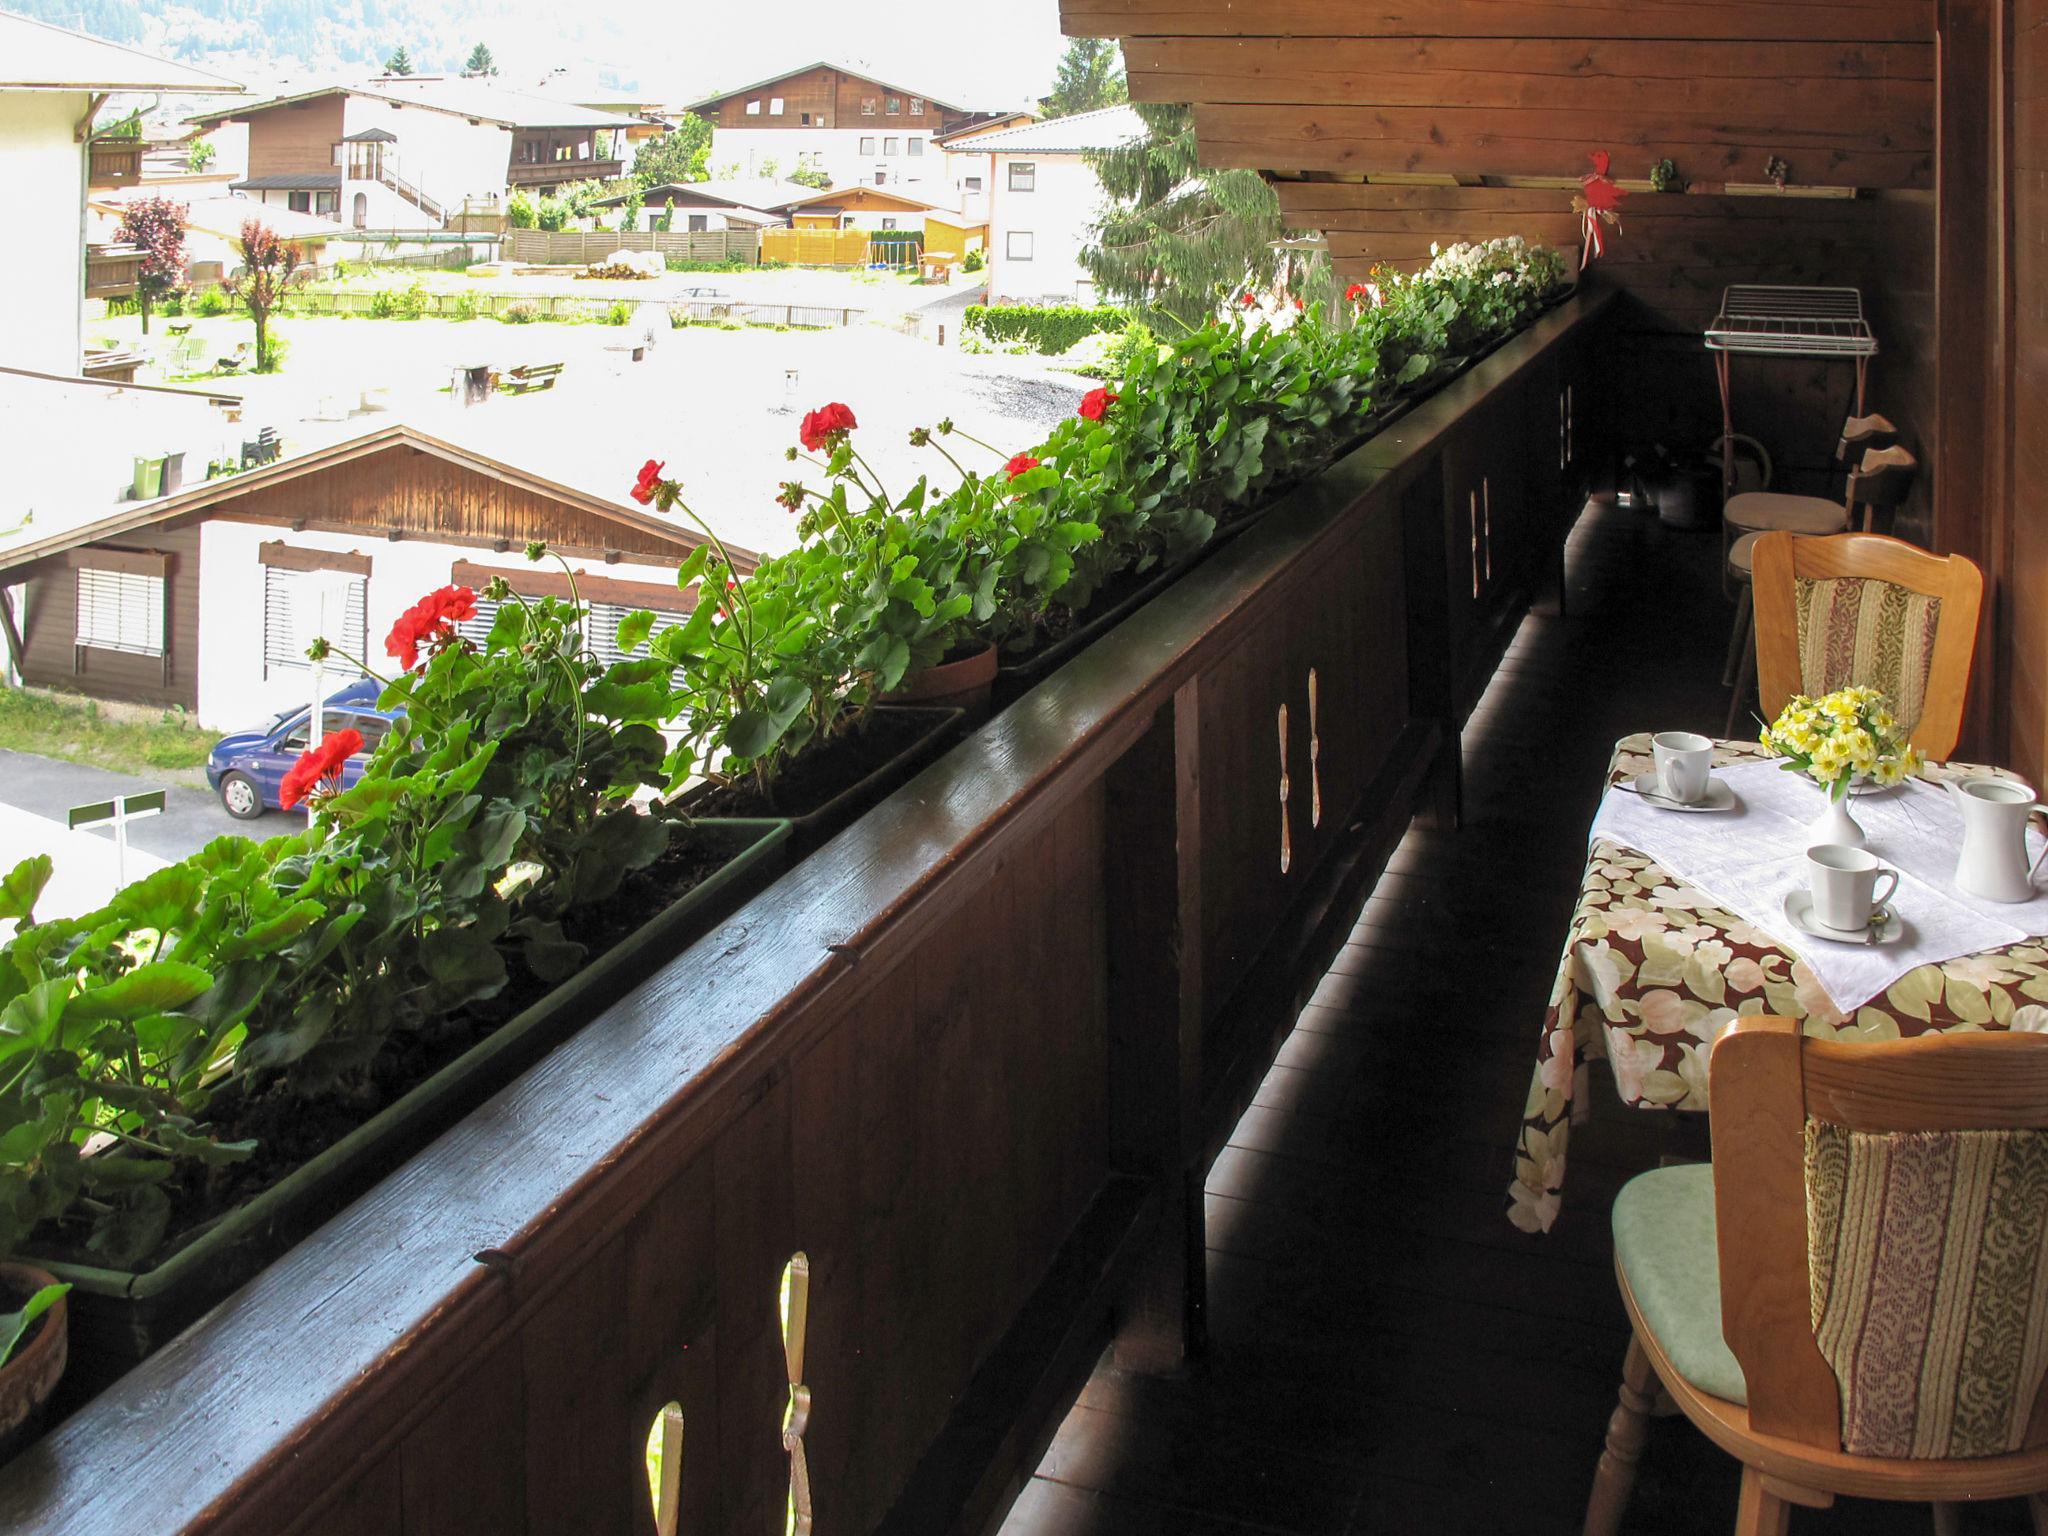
xmin=1704 ymin=285 xmax=1879 ymax=495
xmin=1705 ymin=285 xmax=1878 ymax=359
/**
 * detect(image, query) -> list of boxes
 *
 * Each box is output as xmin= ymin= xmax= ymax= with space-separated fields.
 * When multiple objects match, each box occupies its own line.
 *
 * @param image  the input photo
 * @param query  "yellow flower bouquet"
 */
xmin=1761 ymin=686 xmax=1923 ymax=802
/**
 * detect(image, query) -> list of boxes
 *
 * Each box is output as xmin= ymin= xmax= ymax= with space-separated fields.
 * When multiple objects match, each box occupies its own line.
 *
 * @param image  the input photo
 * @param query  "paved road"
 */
xmin=0 ymin=748 xmax=253 ymax=865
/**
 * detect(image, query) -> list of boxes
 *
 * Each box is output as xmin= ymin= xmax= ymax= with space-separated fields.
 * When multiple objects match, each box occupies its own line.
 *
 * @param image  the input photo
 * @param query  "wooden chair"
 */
xmin=1748 ymin=530 xmax=1982 ymax=761
xmin=1724 ymin=413 xmax=1900 ymax=542
xmin=1586 ymin=1019 xmax=2048 ymax=1536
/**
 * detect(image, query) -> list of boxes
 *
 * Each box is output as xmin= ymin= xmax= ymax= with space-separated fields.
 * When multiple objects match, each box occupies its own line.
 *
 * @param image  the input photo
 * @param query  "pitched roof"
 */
xmin=340 ymin=126 xmax=397 ymax=143
xmin=189 ymin=79 xmax=641 ymax=133
xmin=683 ymin=59 xmax=975 ymax=115
xmin=588 ymin=183 xmax=781 ymax=222
xmin=776 ymin=184 xmax=954 ymax=215
xmin=0 ymin=423 xmax=758 ymax=578
xmin=0 ymin=11 xmax=242 ymax=93
xmin=231 ymin=170 xmax=341 ymax=191
xmin=947 ymin=105 xmax=1147 ymax=156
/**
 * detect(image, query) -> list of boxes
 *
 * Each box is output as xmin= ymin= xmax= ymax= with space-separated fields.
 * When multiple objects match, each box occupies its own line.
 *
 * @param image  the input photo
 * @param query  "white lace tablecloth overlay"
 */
xmin=1588 ymin=761 xmax=2048 ymax=1012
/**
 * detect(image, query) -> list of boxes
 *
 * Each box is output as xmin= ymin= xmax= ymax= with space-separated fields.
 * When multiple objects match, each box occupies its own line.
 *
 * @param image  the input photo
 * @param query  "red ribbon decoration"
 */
xmin=1574 ymin=150 xmax=1627 ymax=268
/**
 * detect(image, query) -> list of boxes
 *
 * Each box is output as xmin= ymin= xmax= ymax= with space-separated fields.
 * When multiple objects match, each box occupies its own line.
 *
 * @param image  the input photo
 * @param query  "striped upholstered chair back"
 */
xmin=1710 ymin=1018 xmax=2048 ymax=1459
xmin=1751 ymin=532 xmax=1983 ymax=762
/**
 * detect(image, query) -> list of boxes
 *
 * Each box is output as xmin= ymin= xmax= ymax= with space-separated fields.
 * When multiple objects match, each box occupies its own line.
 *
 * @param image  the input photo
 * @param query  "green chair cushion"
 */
xmin=1611 ymin=1164 xmax=1749 ymax=1405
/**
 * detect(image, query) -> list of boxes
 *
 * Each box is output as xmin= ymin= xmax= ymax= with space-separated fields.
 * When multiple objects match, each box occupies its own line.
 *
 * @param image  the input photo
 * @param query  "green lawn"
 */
xmin=0 ymin=689 xmax=215 ymax=776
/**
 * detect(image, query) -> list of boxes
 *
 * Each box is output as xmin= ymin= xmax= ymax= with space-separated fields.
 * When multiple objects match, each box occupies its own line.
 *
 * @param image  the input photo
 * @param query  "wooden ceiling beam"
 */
xmin=1062 ymin=0 xmax=1932 ymax=42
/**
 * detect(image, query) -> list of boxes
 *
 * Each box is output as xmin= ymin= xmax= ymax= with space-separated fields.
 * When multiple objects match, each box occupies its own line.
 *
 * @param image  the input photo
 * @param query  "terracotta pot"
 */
xmin=882 ymin=643 xmax=998 ymax=718
xmin=0 ymin=1262 xmax=67 ymax=1460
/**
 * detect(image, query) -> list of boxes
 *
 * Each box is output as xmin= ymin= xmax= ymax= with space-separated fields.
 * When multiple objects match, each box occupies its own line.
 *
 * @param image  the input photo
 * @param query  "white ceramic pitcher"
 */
xmin=1944 ymin=776 xmax=2046 ymax=903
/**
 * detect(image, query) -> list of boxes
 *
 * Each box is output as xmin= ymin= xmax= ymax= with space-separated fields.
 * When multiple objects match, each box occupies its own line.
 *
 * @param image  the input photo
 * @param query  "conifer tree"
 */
xmin=462 ymin=43 xmax=496 ymax=77
xmin=383 ymin=46 xmax=414 ymax=76
xmin=1041 ymin=38 xmax=1127 ymax=118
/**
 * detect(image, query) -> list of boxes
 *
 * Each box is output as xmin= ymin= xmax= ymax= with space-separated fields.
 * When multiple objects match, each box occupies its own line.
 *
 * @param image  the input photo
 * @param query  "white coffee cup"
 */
xmin=1652 ymin=731 xmax=1714 ymax=804
xmin=1807 ymin=844 xmax=1900 ymax=932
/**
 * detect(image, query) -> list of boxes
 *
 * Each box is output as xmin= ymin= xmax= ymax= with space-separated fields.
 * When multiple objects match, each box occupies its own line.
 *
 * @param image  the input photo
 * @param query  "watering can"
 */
xmin=1943 ymin=776 xmax=2047 ymax=903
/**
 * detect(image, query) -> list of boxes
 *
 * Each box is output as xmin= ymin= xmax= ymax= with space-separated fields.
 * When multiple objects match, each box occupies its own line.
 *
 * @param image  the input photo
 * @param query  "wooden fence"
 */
xmin=0 ymin=293 xmax=1615 ymax=1536
xmin=503 ymin=229 xmax=760 ymax=266
xmin=759 ymin=228 xmax=869 ymax=267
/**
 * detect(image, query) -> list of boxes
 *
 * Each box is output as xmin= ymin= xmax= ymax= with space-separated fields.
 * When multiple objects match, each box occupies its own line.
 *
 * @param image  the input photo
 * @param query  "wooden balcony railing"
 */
xmin=508 ymin=157 xmax=624 ymax=188
xmin=0 ymin=291 xmax=1616 ymax=1536
xmin=83 ymin=244 xmax=143 ymax=299
xmin=87 ymin=139 xmax=142 ymax=188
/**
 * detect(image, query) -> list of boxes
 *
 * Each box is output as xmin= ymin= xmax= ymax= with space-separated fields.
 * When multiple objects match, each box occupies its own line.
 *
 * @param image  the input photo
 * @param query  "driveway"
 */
xmin=0 ymin=748 xmax=248 ymax=868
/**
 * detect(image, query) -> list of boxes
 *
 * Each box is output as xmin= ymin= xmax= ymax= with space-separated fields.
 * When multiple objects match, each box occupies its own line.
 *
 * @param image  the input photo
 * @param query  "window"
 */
xmin=885 ymin=96 xmax=901 ymax=115
xmin=687 ymin=213 xmax=708 ymax=232
xmin=884 ymin=137 xmax=899 ymax=155
xmin=964 ymin=175 xmax=983 ymax=192
xmin=262 ymin=566 xmax=367 ymax=679
xmin=881 ymin=217 xmax=898 ymax=230
xmin=314 ymin=190 xmax=337 ymax=216
xmin=800 ymin=111 xmax=812 ymax=125
xmin=1006 ymin=230 xmax=1034 ymax=261
xmin=908 ymin=136 xmax=923 ymax=157
xmin=910 ymin=98 xmax=924 ymax=115
xmin=874 ymin=170 xmax=888 ymax=186
xmin=861 ymin=97 xmax=876 ymax=115
xmin=769 ymin=97 xmax=784 ymax=115
xmin=287 ymin=190 xmax=311 ymax=213
xmin=74 ymin=567 xmax=165 ymax=657
xmin=1008 ymin=161 xmax=1035 ymax=192
xmin=745 ymin=99 xmax=762 ymax=115
xmin=859 ymin=136 xmax=876 ymax=155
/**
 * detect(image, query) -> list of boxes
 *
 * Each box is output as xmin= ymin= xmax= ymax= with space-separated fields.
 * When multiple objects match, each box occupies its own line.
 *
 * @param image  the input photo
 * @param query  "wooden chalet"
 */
xmin=1 ymin=6 xmax=2044 ymax=1536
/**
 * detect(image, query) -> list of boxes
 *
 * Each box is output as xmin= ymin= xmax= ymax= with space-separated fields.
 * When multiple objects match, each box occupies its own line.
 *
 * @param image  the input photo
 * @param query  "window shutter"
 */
xmin=74 ymin=568 xmax=165 ymax=657
xmin=263 ymin=566 xmax=366 ymax=678
xmin=586 ymin=600 xmax=688 ymax=671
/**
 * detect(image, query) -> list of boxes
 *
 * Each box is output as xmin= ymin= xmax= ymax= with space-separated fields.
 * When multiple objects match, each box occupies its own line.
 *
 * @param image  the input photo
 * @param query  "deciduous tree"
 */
xmin=222 ymin=220 xmax=306 ymax=372
xmin=113 ymin=195 xmax=188 ymax=336
xmin=631 ymin=118 xmax=711 ymax=187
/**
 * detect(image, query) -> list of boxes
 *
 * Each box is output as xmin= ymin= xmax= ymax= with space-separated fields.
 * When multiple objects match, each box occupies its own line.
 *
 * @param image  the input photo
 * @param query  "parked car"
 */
xmin=205 ymin=678 xmax=402 ymax=819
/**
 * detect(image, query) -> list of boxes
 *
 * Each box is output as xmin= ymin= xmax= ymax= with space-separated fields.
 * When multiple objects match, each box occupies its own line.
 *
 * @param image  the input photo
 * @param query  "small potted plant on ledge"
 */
xmin=0 ymin=1266 xmax=68 ymax=1460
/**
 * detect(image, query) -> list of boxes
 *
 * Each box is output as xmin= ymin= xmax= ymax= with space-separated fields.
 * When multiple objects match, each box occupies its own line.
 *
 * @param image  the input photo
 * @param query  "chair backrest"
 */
xmin=1710 ymin=1018 xmax=2048 ymax=1458
xmin=1751 ymin=531 xmax=1983 ymax=760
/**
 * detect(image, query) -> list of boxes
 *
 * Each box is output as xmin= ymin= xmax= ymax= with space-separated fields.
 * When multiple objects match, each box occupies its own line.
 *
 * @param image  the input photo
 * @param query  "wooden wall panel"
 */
xmin=1066 ymin=0 xmax=1931 ymax=41
xmin=2002 ymin=2 xmax=2047 ymax=783
xmin=17 ymin=525 xmax=200 ymax=710
xmin=245 ymin=95 xmax=346 ymax=179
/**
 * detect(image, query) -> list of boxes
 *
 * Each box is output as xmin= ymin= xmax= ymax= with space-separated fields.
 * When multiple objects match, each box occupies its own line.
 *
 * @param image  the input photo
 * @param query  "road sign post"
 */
xmin=66 ymin=790 xmax=166 ymax=888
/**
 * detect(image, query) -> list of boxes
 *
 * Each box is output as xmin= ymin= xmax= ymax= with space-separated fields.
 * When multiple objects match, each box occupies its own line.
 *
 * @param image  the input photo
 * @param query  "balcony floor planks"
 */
xmin=1002 ymin=500 xmax=2037 ymax=1535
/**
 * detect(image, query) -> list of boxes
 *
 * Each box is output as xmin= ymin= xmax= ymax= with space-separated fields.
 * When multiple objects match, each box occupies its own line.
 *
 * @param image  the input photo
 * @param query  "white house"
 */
xmin=588 ymin=179 xmax=797 ymax=233
xmin=949 ymin=106 xmax=1147 ymax=305
xmin=189 ymin=80 xmax=644 ymax=231
xmin=0 ymin=424 xmax=751 ymax=731
xmin=684 ymin=61 xmax=1011 ymax=197
xmin=0 ymin=12 xmax=239 ymax=375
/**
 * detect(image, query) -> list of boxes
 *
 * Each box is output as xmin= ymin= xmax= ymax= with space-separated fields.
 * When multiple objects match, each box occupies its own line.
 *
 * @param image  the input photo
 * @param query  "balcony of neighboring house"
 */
xmin=0 ymin=7 xmax=2044 ymax=1536
xmin=508 ymin=130 xmax=621 ymax=188
xmin=85 ymin=136 xmax=141 ymax=188
xmin=81 ymin=241 xmax=141 ymax=299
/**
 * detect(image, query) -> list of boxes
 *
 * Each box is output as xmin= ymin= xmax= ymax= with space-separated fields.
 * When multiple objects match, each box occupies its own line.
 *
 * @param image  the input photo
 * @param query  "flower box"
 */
xmin=42 ymin=817 xmax=791 ymax=1378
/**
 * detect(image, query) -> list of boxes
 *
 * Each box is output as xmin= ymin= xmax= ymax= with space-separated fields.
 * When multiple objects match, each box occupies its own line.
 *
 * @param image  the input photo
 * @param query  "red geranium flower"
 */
xmin=1077 ymin=387 xmax=1118 ymax=421
xmin=1345 ymin=283 xmax=1368 ymax=303
xmin=799 ymin=402 xmax=858 ymax=453
xmin=1005 ymin=454 xmax=1041 ymax=480
xmin=384 ymin=585 xmax=478 ymax=671
xmin=630 ymin=458 xmax=665 ymax=505
xmin=1292 ymin=297 xmax=1305 ymax=312
xmin=280 ymin=728 xmax=363 ymax=811
xmin=1239 ymin=292 xmax=1259 ymax=308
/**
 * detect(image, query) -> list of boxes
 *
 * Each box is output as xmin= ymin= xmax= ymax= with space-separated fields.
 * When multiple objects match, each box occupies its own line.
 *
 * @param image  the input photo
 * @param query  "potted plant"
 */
xmin=0 ymin=1266 xmax=67 ymax=1460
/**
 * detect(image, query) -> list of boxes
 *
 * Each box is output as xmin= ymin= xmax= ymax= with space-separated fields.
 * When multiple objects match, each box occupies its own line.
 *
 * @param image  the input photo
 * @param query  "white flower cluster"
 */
xmin=1421 ymin=236 xmax=1569 ymax=298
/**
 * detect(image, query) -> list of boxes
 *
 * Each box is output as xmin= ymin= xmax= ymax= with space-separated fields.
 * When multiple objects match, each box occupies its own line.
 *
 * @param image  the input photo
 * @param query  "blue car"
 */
xmin=205 ymin=678 xmax=403 ymax=819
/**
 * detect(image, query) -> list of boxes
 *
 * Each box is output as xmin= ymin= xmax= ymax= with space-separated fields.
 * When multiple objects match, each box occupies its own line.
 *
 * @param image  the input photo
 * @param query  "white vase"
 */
xmin=1807 ymin=789 xmax=1866 ymax=850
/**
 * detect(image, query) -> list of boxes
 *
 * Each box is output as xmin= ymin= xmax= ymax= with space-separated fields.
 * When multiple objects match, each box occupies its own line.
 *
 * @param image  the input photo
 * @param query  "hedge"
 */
xmin=963 ymin=303 xmax=1130 ymax=354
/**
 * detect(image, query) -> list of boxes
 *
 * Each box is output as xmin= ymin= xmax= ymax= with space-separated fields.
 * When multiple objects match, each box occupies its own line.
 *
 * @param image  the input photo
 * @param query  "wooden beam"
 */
xmin=256 ymin=540 xmax=373 ymax=576
xmin=448 ymin=559 xmax=695 ymax=613
xmin=1062 ymin=0 xmax=1933 ymax=42
xmin=65 ymin=547 xmax=169 ymax=577
xmin=0 ymin=585 xmax=25 ymax=678
xmin=1191 ymin=103 xmax=1933 ymax=187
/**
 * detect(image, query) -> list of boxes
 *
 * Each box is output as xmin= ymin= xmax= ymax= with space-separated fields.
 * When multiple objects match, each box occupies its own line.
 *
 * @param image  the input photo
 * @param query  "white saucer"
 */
xmin=1782 ymin=890 xmax=1903 ymax=946
xmin=1630 ymin=774 xmax=1737 ymax=813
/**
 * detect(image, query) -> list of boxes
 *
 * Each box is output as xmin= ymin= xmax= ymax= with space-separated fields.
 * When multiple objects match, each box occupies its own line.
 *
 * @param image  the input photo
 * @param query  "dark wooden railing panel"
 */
xmin=0 ymin=292 xmax=1614 ymax=1536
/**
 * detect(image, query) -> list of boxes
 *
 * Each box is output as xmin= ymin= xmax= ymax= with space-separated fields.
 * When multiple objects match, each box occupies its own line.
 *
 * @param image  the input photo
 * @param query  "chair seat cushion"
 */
xmin=1612 ymin=1164 xmax=1749 ymax=1405
xmin=1725 ymin=492 xmax=1850 ymax=535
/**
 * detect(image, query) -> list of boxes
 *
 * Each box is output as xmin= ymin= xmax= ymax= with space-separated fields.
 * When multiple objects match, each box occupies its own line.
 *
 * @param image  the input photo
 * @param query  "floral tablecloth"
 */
xmin=1508 ymin=734 xmax=2048 ymax=1234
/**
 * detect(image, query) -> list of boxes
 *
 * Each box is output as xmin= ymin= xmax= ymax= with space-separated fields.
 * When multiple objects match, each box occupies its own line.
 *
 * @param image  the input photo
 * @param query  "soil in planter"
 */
xmin=684 ymin=708 xmax=941 ymax=819
xmin=19 ymin=832 xmax=740 ymax=1275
